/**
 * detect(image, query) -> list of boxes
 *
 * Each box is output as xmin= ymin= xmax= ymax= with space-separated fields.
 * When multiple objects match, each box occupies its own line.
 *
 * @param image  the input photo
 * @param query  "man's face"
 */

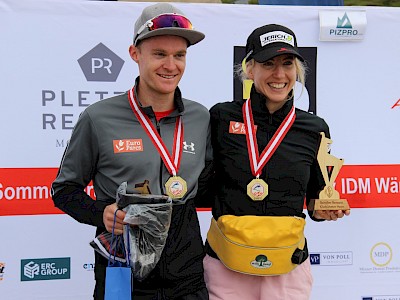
xmin=130 ymin=35 xmax=187 ymax=99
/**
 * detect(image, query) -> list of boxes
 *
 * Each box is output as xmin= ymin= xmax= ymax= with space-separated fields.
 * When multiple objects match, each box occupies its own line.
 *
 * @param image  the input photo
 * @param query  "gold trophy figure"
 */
xmin=308 ymin=132 xmax=350 ymax=211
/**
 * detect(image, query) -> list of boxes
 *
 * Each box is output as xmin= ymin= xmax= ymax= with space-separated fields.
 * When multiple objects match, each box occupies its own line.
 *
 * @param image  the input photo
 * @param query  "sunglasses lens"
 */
xmin=150 ymin=14 xmax=193 ymax=31
xmin=134 ymin=14 xmax=194 ymax=45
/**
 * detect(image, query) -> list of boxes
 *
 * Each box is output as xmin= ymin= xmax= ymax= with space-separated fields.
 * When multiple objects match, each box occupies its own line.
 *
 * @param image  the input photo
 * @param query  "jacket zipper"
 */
xmin=155 ymin=118 xmax=167 ymax=283
xmin=156 ymin=119 xmax=164 ymax=193
xmin=264 ymin=114 xmax=274 ymax=213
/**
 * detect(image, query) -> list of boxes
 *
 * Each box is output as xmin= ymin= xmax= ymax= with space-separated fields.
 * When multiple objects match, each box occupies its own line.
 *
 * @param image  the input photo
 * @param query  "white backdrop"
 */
xmin=0 ymin=0 xmax=399 ymax=299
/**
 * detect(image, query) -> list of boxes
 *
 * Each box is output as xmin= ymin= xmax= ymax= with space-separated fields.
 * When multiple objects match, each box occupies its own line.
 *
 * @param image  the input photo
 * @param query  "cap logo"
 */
xmin=259 ymin=31 xmax=295 ymax=47
xmin=277 ymin=47 xmax=288 ymax=52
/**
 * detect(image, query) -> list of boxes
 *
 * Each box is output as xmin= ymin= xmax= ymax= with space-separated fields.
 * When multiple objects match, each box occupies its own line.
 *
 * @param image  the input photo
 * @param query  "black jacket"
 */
xmin=205 ymin=86 xmax=329 ymax=257
xmin=52 ymin=78 xmax=211 ymax=299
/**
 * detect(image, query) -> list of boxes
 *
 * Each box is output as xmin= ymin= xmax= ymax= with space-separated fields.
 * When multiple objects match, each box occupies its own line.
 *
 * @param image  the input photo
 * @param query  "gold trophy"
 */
xmin=308 ymin=132 xmax=350 ymax=211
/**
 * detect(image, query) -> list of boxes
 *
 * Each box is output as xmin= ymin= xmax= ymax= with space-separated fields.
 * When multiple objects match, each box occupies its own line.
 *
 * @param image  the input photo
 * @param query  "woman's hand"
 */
xmin=313 ymin=209 xmax=350 ymax=221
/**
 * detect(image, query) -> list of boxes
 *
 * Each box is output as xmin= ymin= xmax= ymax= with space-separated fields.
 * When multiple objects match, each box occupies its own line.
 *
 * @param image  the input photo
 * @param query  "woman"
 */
xmin=203 ymin=24 xmax=350 ymax=300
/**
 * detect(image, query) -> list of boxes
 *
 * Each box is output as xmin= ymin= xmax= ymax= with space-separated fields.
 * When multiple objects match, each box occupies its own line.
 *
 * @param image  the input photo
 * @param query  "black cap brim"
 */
xmin=252 ymin=45 xmax=304 ymax=62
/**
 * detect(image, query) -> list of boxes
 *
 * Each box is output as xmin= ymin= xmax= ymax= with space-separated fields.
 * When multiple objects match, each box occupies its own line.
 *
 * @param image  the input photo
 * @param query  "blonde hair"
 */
xmin=235 ymin=57 xmax=307 ymax=96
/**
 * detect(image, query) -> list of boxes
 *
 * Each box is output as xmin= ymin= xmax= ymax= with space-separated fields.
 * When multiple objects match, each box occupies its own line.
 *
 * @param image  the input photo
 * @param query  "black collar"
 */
xmin=249 ymin=84 xmax=294 ymax=121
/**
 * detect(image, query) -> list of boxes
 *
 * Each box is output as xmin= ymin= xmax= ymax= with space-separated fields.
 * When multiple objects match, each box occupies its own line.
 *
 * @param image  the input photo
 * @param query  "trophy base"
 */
xmin=308 ymin=199 xmax=350 ymax=211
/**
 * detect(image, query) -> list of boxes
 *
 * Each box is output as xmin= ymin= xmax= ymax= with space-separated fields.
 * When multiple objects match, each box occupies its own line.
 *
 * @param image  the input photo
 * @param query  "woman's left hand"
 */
xmin=313 ymin=209 xmax=350 ymax=221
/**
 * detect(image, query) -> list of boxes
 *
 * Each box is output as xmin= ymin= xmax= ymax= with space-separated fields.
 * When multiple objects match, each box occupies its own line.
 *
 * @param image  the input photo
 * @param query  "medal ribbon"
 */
xmin=128 ymin=87 xmax=183 ymax=176
xmin=243 ymin=99 xmax=296 ymax=177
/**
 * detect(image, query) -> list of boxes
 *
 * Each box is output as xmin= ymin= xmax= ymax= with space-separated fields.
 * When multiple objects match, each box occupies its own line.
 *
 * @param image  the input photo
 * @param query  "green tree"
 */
xmin=255 ymin=255 xmax=268 ymax=266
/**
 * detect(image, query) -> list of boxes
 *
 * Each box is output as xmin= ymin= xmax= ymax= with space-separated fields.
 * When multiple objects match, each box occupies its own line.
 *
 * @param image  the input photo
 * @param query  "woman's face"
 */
xmin=249 ymin=54 xmax=297 ymax=104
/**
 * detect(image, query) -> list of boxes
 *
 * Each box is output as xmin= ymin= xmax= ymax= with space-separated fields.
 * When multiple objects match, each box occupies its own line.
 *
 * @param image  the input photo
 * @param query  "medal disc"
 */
xmin=247 ymin=178 xmax=268 ymax=201
xmin=165 ymin=176 xmax=187 ymax=199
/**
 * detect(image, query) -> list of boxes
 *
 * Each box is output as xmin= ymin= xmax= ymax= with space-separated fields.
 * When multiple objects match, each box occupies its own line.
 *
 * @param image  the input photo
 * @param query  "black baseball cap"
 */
xmin=245 ymin=24 xmax=304 ymax=63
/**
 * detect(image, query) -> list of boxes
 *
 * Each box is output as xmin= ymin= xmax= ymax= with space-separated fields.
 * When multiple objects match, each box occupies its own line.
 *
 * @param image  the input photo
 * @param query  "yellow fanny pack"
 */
xmin=207 ymin=215 xmax=307 ymax=276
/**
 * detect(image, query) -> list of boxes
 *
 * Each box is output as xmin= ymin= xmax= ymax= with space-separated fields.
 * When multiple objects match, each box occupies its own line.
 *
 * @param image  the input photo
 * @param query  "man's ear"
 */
xmin=129 ymin=45 xmax=139 ymax=63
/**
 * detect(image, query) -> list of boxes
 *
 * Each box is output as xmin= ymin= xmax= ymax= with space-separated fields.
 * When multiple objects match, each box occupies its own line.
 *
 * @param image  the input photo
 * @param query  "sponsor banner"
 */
xmin=0 ymin=262 xmax=5 ymax=281
xmin=78 ymin=43 xmax=124 ymax=82
xmin=0 ymin=165 xmax=399 ymax=216
xmin=319 ymin=10 xmax=367 ymax=41
xmin=21 ymin=257 xmax=71 ymax=281
xmin=392 ymin=99 xmax=400 ymax=109
xmin=362 ymin=296 xmax=400 ymax=300
xmin=83 ymin=263 xmax=95 ymax=271
xmin=0 ymin=1 xmax=399 ymax=299
xmin=335 ymin=165 xmax=400 ymax=208
xmin=310 ymin=251 xmax=353 ymax=266
xmin=0 ymin=168 xmax=95 ymax=216
xmin=359 ymin=242 xmax=400 ymax=275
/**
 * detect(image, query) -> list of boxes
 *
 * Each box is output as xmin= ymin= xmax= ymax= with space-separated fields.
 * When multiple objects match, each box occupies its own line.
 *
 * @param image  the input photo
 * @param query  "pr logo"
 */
xmin=78 ymin=43 xmax=124 ymax=82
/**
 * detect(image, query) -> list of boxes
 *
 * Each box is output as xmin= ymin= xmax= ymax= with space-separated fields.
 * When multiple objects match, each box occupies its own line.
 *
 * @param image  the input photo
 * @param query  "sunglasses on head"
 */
xmin=134 ymin=13 xmax=194 ymax=44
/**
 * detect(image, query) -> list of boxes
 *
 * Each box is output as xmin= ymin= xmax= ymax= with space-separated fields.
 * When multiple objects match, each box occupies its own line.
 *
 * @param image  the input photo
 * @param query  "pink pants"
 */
xmin=204 ymin=254 xmax=313 ymax=300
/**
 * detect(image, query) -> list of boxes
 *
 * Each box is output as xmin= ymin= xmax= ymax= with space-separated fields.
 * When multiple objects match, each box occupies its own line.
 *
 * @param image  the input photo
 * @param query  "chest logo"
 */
xmin=183 ymin=141 xmax=195 ymax=154
xmin=229 ymin=121 xmax=257 ymax=135
xmin=113 ymin=139 xmax=143 ymax=153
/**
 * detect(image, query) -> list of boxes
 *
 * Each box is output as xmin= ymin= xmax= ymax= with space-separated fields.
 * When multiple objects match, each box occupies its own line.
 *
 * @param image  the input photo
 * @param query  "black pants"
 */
xmin=131 ymin=287 xmax=209 ymax=300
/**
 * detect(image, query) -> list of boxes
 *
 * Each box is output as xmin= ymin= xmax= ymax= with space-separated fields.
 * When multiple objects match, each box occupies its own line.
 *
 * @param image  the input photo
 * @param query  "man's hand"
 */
xmin=313 ymin=209 xmax=350 ymax=221
xmin=103 ymin=203 xmax=127 ymax=234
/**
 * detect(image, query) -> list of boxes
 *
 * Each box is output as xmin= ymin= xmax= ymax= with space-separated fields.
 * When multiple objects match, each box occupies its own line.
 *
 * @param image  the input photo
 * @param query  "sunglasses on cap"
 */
xmin=134 ymin=13 xmax=193 ymax=44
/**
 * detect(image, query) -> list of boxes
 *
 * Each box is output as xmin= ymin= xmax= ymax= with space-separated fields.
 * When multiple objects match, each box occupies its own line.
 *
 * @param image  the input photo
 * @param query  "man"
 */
xmin=51 ymin=3 xmax=211 ymax=299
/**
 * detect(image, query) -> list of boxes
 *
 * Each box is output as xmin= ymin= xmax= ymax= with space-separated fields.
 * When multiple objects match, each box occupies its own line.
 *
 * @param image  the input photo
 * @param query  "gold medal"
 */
xmin=247 ymin=178 xmax=268 ymax=201
xmin=242 ymin=99 xmax=295 ymax=202
xmin=129 ymin=87 xmax=187 ymax=200
xmin=165 ymin=176 xmax=187 ymax=199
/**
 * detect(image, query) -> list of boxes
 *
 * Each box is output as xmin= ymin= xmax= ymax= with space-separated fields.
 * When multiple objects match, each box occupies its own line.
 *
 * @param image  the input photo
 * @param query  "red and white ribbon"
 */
xmin=242 ymin=99 xmax=296 ymax=177
xmin=128 ymin=87 xmax=183 ymax=176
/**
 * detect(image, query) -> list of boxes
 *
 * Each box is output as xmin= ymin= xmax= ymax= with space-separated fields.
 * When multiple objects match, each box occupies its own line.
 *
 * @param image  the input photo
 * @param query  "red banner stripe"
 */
xmin=0 ymin=165 xmax=399 ymax=216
